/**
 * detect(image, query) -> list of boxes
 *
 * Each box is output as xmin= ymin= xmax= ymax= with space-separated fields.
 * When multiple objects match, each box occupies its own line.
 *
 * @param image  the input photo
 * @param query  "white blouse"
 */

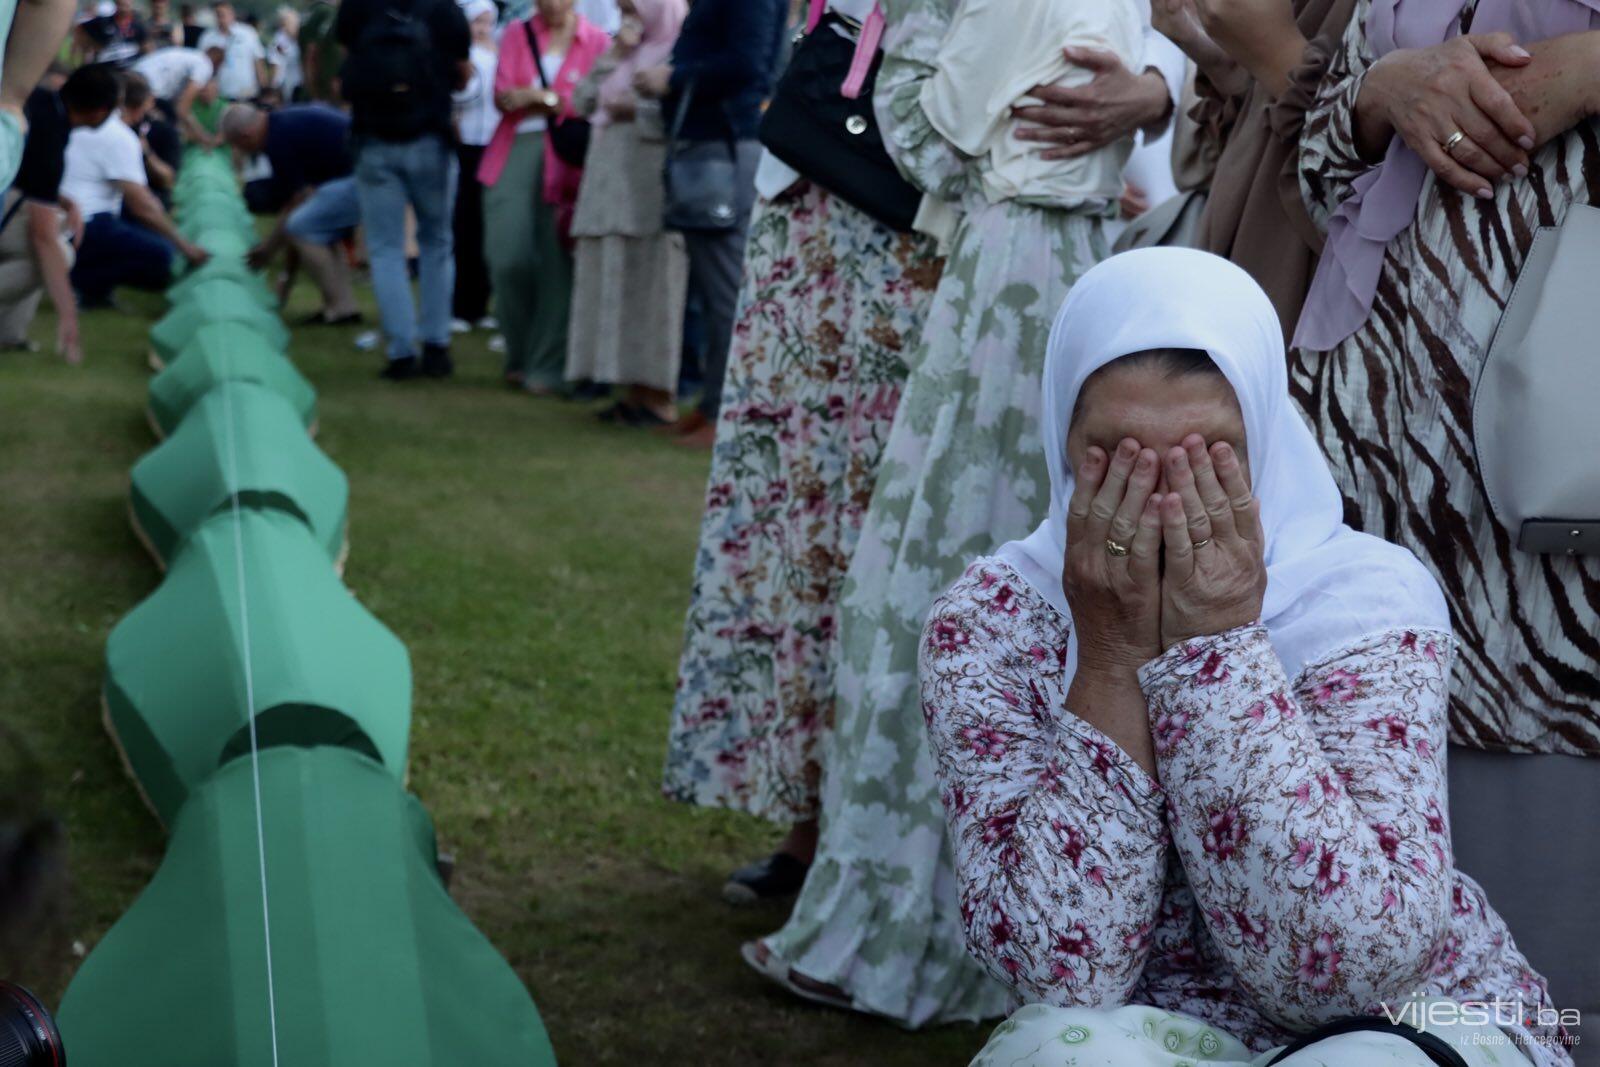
xmin=454 ymin=42 xmax=501 ymax=148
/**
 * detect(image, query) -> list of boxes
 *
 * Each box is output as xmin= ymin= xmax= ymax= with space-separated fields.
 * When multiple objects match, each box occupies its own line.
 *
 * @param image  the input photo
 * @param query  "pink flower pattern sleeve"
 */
xmin=921 ymin=563 xmax=1169 ymax=1006
xmin=1141 ymin=623 xmax=1457 ymax=1029
xmin=921 ymin=558 xmax=1569 ymax=1064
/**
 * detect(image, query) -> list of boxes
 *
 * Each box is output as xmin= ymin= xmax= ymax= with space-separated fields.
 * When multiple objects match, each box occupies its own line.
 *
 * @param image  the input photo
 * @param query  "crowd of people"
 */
xmin=0 ymin=0 xmax=1596 ymax=1062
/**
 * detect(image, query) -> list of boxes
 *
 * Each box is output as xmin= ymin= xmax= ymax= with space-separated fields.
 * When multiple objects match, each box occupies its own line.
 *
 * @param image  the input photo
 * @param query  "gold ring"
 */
xmin=1443 ymin=130 xmax=1466 ymax=155
xmin=1192 ymin=538 xmax=1212 ymax=549
xmin=1105 ymin=538 xmax=1130 ymax=558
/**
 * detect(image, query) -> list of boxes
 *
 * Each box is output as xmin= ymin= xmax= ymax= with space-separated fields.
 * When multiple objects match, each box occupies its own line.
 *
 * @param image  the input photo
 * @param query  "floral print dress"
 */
xmin=664 ymin=184 xmax=943 ymax=822
xmin=920 ymin=558 xmax=1570 ymax=1067
xmin=752 ymin=0 xmax=1115 ymax=1028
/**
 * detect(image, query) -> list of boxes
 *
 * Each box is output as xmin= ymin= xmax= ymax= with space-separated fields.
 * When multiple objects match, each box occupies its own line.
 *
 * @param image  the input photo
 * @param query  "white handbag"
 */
xmin=1474 ymin=203 xmax=1600 ymax=556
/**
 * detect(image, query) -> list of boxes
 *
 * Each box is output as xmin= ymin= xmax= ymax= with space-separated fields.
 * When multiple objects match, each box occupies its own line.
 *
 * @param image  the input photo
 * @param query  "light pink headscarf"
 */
xmin=1293 ymin=0 xmax=1600 ymax=352
xmin=592 ymin=0 xmax=686 ymax=127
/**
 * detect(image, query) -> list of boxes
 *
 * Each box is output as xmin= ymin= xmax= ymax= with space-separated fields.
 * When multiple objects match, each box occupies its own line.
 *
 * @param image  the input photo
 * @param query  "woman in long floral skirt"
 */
xmin=745 ymin=0 xmax=1173 ymax=1027
xmin=664 ymin=163 xmax=943 ymax=901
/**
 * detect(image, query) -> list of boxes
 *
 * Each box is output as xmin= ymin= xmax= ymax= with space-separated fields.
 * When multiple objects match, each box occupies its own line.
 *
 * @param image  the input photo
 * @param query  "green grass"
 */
xmin=0 ymin=276 xmax=988 ymax=1064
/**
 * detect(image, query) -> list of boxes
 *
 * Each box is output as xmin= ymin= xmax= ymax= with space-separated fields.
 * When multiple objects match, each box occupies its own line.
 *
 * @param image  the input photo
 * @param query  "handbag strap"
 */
xmin=1263 ymin=1016 xmax=1470 ymax=1067
xmin=803 ymin=4 xmax=887 ymax=101
xmin=665 ymin=78 xmax=695 ymax=153
xmin=522 ymin=18 xmax=553 ymax=91
xmin=840 ymin=6 xmax=884 ymax=100
xmin=664 ymin=77 xmax=737 ymax=162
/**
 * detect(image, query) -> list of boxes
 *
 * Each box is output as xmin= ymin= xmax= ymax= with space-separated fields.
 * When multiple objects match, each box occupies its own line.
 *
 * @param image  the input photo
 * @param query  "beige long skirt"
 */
xmin=565 ymin=231 xmax=687 ymax=393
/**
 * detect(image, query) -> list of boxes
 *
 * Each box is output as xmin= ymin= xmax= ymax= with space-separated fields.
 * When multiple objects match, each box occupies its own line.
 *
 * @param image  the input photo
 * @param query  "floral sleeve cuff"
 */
xmin=1051 ymin=712 xmax=1166 ymax=827
xmin=1137 ymin=624 xmax=1271 ymax=698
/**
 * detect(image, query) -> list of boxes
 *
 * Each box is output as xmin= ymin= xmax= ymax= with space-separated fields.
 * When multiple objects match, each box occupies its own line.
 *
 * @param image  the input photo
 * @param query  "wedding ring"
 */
xmin=1443 ymin=130 xmax=1466 ymax=156
xmin=1105 ymin=538 xmax=1130 ymax=558
xmin=1192 ymin=538 xmax=1212 ymax=549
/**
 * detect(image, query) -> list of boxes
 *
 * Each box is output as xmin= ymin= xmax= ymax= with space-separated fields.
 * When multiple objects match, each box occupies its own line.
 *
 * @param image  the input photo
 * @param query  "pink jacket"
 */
xmin=477 ymin=14 xmax=609 ymax=207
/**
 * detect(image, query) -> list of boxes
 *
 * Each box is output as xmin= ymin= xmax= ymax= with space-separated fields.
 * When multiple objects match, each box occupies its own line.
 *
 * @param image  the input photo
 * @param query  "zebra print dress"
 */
xmin=1292 ymin=0 xmax=1600 ymax=757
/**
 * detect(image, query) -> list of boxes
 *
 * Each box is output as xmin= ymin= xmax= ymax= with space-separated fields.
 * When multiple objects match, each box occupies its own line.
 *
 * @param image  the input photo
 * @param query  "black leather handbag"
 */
xmin=758 ymin=5 xmax=920 ymax=232
xmin=663 ymin=81 xmax=742 ymax=232
xmin=523 ymin=20 xmax=592 ymax=168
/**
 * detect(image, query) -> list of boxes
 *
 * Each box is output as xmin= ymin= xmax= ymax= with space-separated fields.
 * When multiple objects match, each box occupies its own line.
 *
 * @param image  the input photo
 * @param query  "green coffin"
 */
xmin=147 ymin=323 xmax=315 ymax=437
xmin=57 ymin=746 xmax=558 ymax=1067
xmin=178 ymin=198 xmax=253 ymax=236
xmin=193 ymin=226 xmax=252 ymax=260
xmin=168 ymin=258 xmax=275 ymax=308
xmin=103 ymin=508 xmax=408 ymax=825
xmin=151 ymin=282 xmax=289 ymax=366
xmin=129 ymin=381 xmax=347 ymax=568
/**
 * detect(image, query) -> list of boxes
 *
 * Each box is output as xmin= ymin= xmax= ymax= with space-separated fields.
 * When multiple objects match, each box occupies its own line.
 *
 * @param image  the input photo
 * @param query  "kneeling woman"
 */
xmin=919 ymin=249 xmax=1568 ymax=1066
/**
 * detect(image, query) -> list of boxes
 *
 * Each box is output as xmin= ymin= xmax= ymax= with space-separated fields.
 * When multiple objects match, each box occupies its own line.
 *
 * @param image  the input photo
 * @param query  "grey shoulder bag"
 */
xmin=662 ymin=81 xmax=740 ymax=232
xmin=1473 ymin=202 xmax=1600 ymax=556
xmin=1111 ymin=189 xmax=1209 ymax=253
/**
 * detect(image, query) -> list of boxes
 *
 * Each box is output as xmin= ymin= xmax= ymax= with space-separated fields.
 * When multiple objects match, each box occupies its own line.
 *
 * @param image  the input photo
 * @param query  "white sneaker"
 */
xmin=354 ymin=330 xmax=381 ymax=352
xmin=475 ymin=316 xmax=499 ymax=331
xmin=450 ymin=318 xmax=472 ymax=334
xmin=487 ymin=334 xmax=507 ymax=354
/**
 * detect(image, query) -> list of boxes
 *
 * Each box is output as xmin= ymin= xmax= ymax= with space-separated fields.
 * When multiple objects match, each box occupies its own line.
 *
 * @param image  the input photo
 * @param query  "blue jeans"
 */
xmin=284 ymin=176 xmax=362 ymax=245
xmin=71 ymin=212 xmax=174 ymax=305
xmin=353 ymin=135 xmax=458 ymax=360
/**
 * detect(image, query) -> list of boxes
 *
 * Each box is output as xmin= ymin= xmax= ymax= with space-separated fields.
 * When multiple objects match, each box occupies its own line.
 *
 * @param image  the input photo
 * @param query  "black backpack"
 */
xmin=340 ymin=0 xmax=444 ymax=141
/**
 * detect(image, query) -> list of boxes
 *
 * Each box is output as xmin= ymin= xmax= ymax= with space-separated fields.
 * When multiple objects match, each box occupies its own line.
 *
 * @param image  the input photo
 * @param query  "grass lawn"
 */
xmin=0 ymin=275 xmax=989 ymax=1064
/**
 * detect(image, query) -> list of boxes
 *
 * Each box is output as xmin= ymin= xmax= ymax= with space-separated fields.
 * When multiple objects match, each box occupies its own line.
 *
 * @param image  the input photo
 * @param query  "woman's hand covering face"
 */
xmin=1156 ymin=435 xmax=1267 ymax=651
xmin=1063 ymin=438 xmax=1165 ymax=669
xmin=1063 ymin=434 xmax=1267 ymax=667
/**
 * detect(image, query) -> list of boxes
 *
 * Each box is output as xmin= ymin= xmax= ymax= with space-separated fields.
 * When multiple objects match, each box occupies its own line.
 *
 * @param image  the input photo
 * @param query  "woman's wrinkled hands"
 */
xmin=1063 ymin=439 xmax=1165 ymax=671
xmin=495 ymin=85 xmax=546 ymax=114
xmin=1486 ymin=30 xmax=1600 ymax=151
xmin=1356 ymin=33 xmax=1535 ymax=197
xmin=1156 ymin=436 xmax=1266 ymax=651
xmin=1014 ymin=47 xmax=1172 ymax=161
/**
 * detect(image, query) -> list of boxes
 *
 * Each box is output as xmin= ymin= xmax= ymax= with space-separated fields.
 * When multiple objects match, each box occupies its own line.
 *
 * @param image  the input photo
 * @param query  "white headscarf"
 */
xmin=997 ymin=248 xmax=1449 ymax=681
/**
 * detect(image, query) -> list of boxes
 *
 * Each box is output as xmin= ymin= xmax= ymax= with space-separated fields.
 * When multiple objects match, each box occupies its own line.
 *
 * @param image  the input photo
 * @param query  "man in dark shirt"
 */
xmin=83 ymin=0 xmax=150 ymax=66
xmin=0 ymin=65 xmax=119 ymax=361
xmin=298 ymin=0 xmax=343 ymax=104
xmin=633 ymin=0 xmax=787 ymax=445
xmin=336 ymin=0 xmax=470 ymax=379
xmin=119 ymin=72 xmax=183 ymax=208
xmin=222 ymin=102 xmax=360 ymax=324
xmin=179 ymin=4 xmax=205 ymax=49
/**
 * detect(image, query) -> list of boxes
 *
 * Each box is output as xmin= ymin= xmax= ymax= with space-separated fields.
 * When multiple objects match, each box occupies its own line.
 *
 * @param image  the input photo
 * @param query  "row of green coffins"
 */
xmin=57 ymin=149 xmax=559 ymax=1066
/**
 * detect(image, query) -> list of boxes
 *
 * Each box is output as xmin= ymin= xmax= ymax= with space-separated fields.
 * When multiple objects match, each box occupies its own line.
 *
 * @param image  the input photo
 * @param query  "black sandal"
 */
xmin=722 ymin=852 xmax=809 ymax=906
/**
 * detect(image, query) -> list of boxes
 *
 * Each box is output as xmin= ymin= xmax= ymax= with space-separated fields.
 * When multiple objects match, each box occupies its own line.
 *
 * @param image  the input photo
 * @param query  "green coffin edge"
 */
xmin=103 ymin=508 xmax=409 ymax=825
xmin=129 ymin=381 xmax=347 ymax=569
xmin=168 ymin=259 xmax=276 ymax=308
xmin=150 ymin=282 xmax=290 ymax=367
xmin=147 ymin=323 xmax=315 ymax=438
xmin=58 ymin=746 xmax=558 ymax=1067
xmin=178 ymin=202 xmax=254 ymax=238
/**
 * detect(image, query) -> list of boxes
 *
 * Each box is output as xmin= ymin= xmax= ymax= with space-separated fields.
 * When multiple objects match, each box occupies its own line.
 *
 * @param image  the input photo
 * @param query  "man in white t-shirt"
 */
xmin=197 ymin=1 xmax=267 ymax=101
xmin=61 ymin=109 xmax=209 ymax=306
xmin=132 ymin=46 xmax=215 ymax=142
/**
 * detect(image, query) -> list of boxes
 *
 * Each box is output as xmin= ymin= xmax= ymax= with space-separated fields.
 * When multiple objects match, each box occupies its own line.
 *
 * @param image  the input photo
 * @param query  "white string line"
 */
xmin=219 ymin=379 xmax=282 ymax=1067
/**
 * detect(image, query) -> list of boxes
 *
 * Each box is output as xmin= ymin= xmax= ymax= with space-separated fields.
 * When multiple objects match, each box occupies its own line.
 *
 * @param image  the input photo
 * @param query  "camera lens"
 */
xmin=0 ymin=982 xmax=63 ymax=1067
